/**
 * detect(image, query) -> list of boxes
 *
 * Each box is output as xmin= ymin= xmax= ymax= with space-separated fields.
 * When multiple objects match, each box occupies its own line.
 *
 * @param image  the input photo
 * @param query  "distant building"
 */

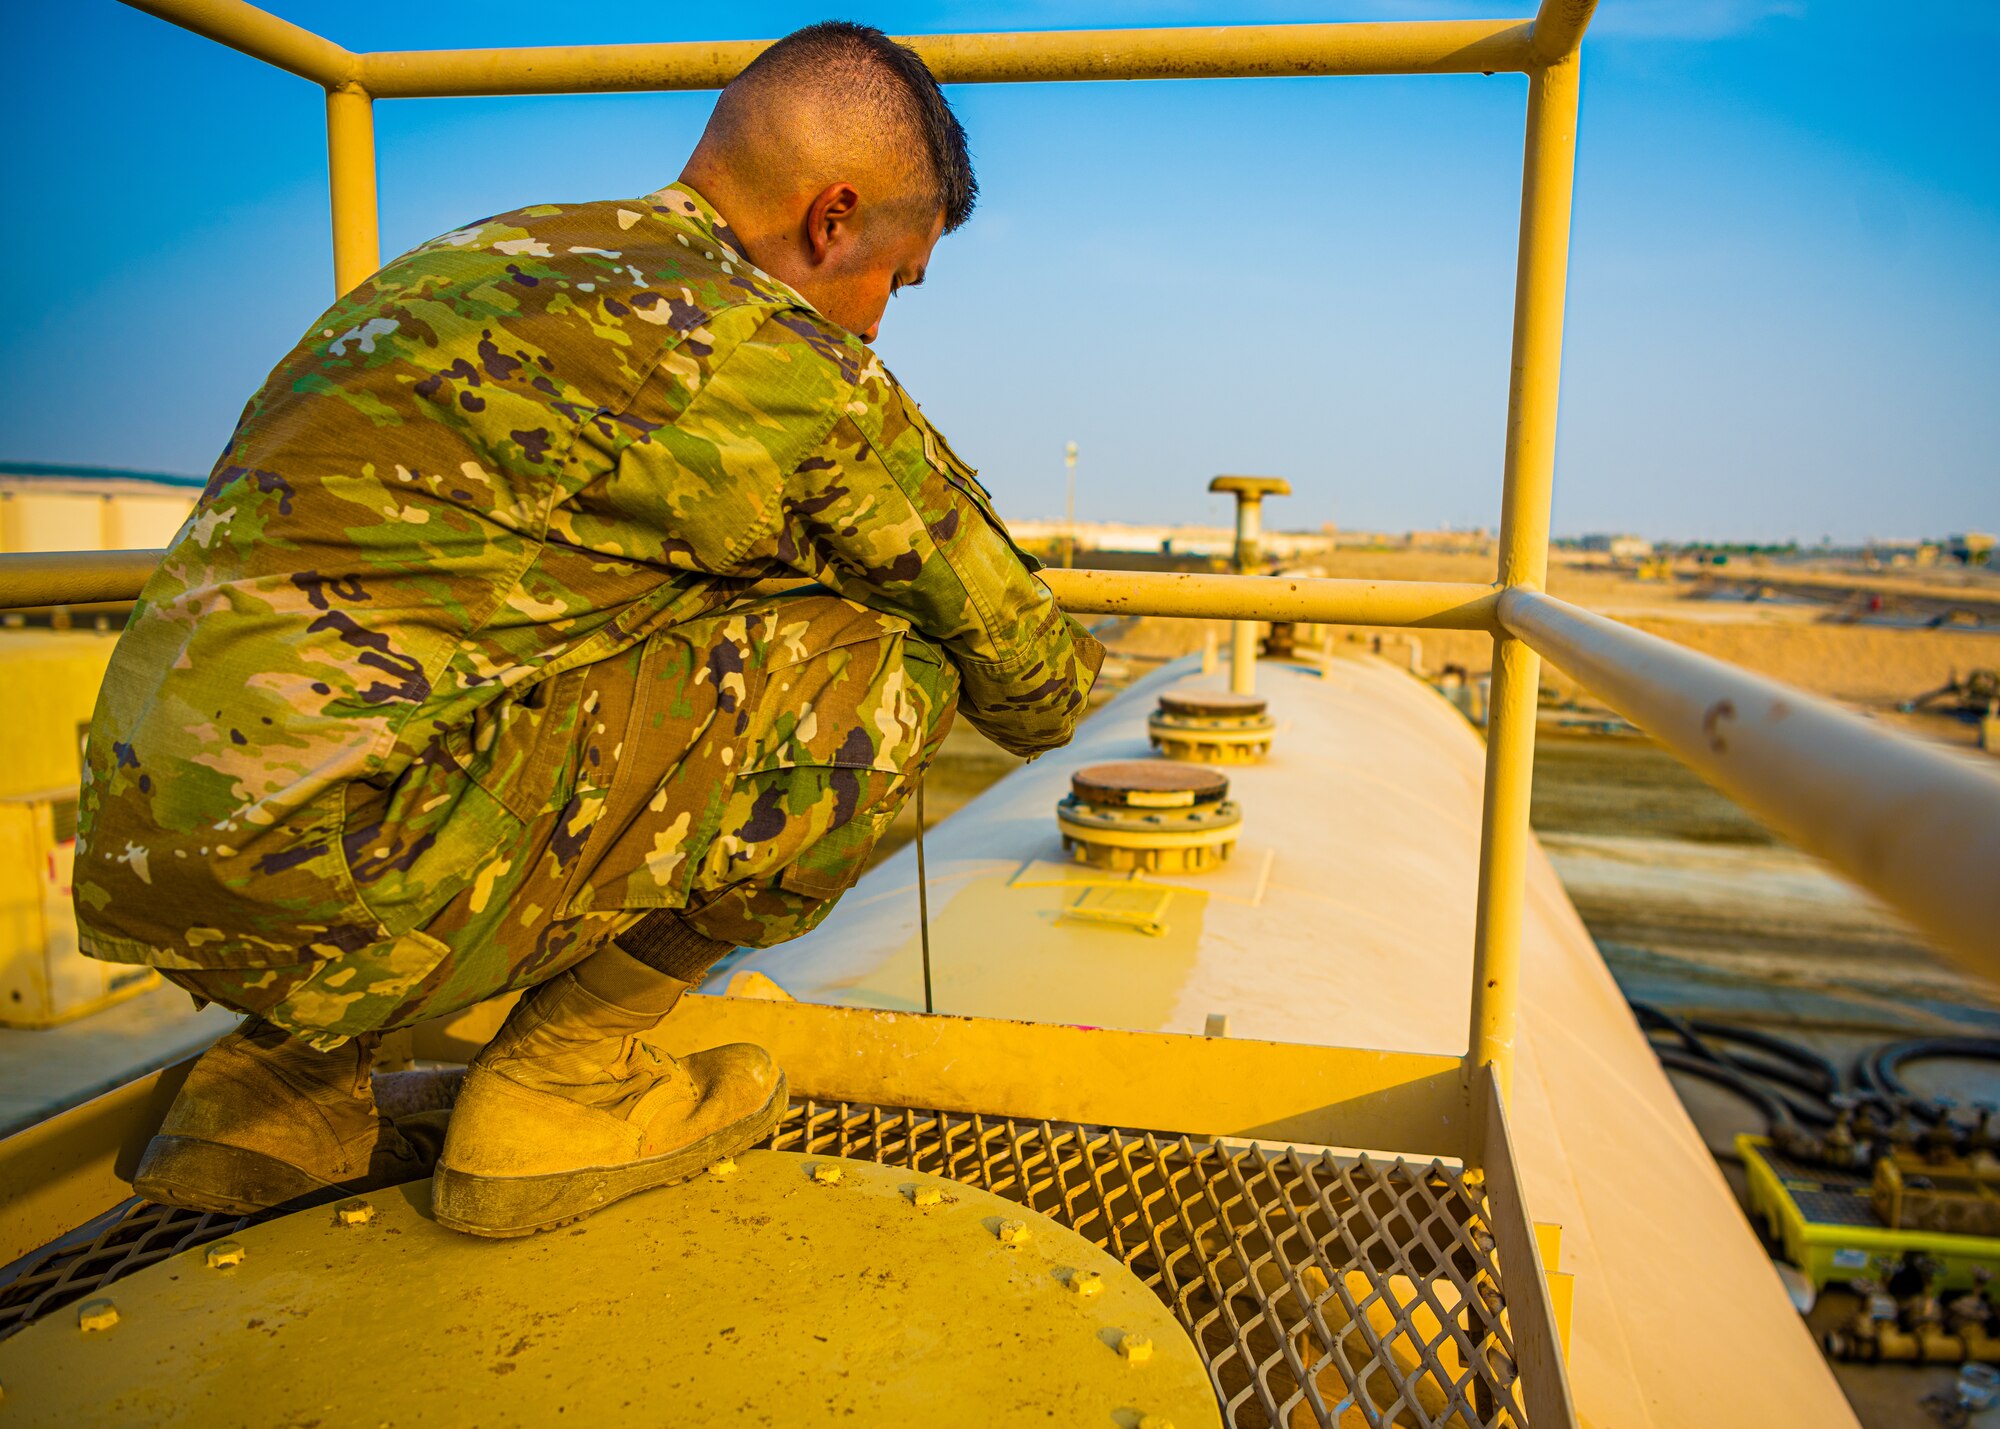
xmin=1946 ymin=532 xmax=1995 ymax=566
xmin=1007 ymin=520 xmax=1335 ymax=563
xmin=1405 ymin=528 xmax=1494 ymax=554
xmin=1864 ymin=539 xmax=1941 ymax=569
xmin=1574 ymin=533 xmax=1653 ymax=559
xmin=1 ymin=463 xmax=201 ymax=553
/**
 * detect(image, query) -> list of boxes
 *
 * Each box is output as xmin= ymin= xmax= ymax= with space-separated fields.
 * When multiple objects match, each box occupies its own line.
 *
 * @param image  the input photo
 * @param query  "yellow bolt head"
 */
xmin=1068 ymin=1269 xmax=1105 ymax=1299
xmin=77 ymin=1299 xmax=119 ymax=1333
xmin=205 ymin=1241 xmax=247 ymax=1269
xmin=708 ymin=1157 xmax=738 ymax=1177
xmin=996 ymin=1219 xmax=1032 ymax=1247
xmin=1118 ymin=1332 xmax=1155 ymax=1364
xmin=811 ymin=1162 xmax=844 ymax=1186
xmin=334 ymin=1198 xmax=376 ymax=1226
xmin=912 ymin=1185 xmax=945 ymax=1208
xmin=1137 ymin=1417 xmax=1175 ymax=1429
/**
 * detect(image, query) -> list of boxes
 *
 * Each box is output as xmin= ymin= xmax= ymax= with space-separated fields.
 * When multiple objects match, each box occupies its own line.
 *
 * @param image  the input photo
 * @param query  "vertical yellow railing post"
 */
xmin=324 ymin=83 xmax=381 ymax=296
xmin=1466 ymin=49 xmax=1584 ymax=1105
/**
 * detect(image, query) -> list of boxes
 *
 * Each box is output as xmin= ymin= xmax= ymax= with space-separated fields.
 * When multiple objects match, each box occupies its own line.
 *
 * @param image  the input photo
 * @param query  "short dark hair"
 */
xmin=729 ymin=20 xmax=977 ymax=232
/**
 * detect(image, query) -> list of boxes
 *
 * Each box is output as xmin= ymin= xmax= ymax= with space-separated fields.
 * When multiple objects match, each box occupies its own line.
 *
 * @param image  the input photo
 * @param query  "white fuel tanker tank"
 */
xmin=721 ymin=648 xmax=1857 ymax=1428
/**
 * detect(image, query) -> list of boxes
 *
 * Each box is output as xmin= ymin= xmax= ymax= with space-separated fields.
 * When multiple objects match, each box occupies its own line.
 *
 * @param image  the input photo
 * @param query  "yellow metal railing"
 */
xmin=39 ymin=0 xmax=1610 ymax=1115
xmin=14 ymin=0 xmax=1996 ymax=1116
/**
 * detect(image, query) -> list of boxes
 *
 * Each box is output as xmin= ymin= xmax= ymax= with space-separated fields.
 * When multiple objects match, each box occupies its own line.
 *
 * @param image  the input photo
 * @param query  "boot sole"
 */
xmin=430 ymin=1074 xmax=789 ymax=1239
xmin=134 ymin=1135 xmax=363 ymax=1217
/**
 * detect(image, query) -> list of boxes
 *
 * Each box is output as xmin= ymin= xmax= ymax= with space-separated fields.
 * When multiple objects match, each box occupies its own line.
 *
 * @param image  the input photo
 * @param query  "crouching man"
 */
xmin=74 ymin=22 xmax=1099 ymax=1237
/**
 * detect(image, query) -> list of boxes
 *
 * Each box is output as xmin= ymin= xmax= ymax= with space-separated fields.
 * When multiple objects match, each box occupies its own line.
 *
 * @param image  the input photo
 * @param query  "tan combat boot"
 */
xmin=431 ymin=945 xmax=786 ymax=1238
xmin=134 ymin=1019 xmax=446 ymax=1215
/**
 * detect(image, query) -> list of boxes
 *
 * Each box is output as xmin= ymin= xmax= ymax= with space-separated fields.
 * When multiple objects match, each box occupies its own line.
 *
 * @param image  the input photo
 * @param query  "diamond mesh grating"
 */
xmin=771 ymin=1100 xmax=1525 ymax=1429
xmin=0 ymin=1099 xmax=1527 ymax=1428
xmin=0 ymin=1201 xmax=266 ymax=1343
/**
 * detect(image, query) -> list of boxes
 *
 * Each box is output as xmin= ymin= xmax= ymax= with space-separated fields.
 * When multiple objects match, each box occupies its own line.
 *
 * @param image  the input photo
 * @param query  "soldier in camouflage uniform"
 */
xmin=76 ymin=23 xmax=1100 ymax=1236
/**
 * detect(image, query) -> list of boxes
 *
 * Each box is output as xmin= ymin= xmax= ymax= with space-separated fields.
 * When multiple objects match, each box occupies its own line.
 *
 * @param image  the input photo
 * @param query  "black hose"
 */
xmin=1861 ymin=1037 xmax=2000 ymax=1103
xmin=1651 ymin=1045 xmax=1800 ymax=1161
xmin=1631 ymin=1006 xmax=2000 ymax=1172
xmin=1687 ymin=1018 xmax=1840 ymax=1100
xmin=1631 ymin=1002 xmax=1837 ymax=1128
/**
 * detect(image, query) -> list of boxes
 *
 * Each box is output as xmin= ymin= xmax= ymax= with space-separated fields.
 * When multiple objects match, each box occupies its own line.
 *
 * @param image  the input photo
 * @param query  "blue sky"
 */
xmin=2 ymin=1 xmax=1993 ymax=542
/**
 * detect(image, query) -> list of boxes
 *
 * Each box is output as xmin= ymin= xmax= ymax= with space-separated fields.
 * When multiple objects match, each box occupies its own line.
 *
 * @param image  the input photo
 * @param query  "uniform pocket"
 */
xmin=554 ymin=595 xmax=945 ymax=918
xmin=265 ymin=927 xmax=456 ymax=1046
xmin=445 ymin=666 xmax=589 ymax=822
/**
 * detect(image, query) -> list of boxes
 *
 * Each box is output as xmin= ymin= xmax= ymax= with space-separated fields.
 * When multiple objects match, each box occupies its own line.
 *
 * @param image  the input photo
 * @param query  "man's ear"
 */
xmin=804 ymin=182 xmax=862 ymax=265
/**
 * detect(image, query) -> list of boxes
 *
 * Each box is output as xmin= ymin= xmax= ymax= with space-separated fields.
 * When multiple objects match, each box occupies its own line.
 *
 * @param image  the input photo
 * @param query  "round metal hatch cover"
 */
xmin=1155 ymin=691 xmax=1269 ymax=720
xmin=0 ymin=1152 xmax=1219 ymax=1428
xmin=1070 ymin=761 xmax=1231 ymax=808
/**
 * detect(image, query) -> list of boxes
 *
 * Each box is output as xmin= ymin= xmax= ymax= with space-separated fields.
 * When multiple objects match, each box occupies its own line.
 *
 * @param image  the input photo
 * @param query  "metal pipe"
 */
xmin=325 ymin=85 xmax=381 ymax=297
xmin=1466 ymin=53 xmax=1584 ymax=1100
xmin=0 ymin=550 xmax=165 ymax=609
xmin=1494 ymin=55 xmax=1582 ymax=597
xmin=1230 ymin=497 xmax=1264 ymax=695
xmin=1528 ymin=0 xmax=1600 ymax=65
xmin=356 ymin=20 xmax=1537 ymax=99
xmin=1467 ymin=635 xmax=1540 ymax=1102
xmin=1502 ymin=587 xmax=2000 ymax=981
xmin=1205 ymin=477 xmax=1293 ymax=697
xmin=0 ymin=549 xmax=1501 ymax=628
xmin=1041 ymin=569 xmax=1502 ymax=630
xmin=120 ymin=0 xmax=356 ymax=86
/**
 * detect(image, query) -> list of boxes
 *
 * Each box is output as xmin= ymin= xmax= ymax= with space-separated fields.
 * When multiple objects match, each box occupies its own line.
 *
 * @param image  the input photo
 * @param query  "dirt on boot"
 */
xmin=134 ymin=1019 xmax=445 ymax=1215
xmin=432 ymin=968 xmax=785 ymax=1238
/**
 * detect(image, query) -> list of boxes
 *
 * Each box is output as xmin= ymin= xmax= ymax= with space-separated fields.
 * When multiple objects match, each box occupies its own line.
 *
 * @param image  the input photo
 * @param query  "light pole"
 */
xmin=1062 ymin=441 xmax=1078 ymax=569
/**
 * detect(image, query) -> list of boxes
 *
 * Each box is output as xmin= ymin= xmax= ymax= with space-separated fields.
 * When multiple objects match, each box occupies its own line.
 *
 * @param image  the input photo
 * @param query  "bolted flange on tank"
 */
xmin=1055 ymin=761 xmax=1243 ymax=874
xmin=1147 ymin=691 xmax=1277 ymax=764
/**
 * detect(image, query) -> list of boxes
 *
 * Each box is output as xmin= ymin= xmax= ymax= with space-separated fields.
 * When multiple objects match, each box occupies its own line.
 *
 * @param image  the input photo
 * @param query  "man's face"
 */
xmin=795 ymin=200 xmax=945 ymax=344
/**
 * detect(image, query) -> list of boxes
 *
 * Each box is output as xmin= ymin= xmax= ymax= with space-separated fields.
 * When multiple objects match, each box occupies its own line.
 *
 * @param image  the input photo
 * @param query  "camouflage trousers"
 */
xmin=164 ymin=593 xmax=959 ymax=1050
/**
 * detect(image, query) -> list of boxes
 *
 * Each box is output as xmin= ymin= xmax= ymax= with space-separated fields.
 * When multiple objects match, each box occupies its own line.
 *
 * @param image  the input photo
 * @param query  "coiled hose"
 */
xmin=1630 ymin=1004 xmax=2000 ymax=1166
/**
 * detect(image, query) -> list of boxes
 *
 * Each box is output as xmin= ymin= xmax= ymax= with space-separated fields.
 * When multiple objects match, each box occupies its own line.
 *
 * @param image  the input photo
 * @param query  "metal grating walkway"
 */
xmin=0 ymin=1098 xmax=1527 ymax=1428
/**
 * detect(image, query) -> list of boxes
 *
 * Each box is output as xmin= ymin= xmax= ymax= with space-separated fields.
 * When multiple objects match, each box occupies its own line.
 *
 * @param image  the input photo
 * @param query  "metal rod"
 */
xmin=120 ymin=0 xmax=356 ymax=87
xmin=1528 ymin=0 xmax=1600 ymax=65
xmin=1230 ymin=497 xmax=1265 ymax=696
xmin=1042 ymin=568 xmax=1497 ymax=630
xmin=915 ymin=776 xmax=934 ymax=1016
xmin=0 ymin=552 xmax=1509 ymax=629
xmin=0 ymin=550 xmax=167 ymax=609
xmin=355 ymin=20 xmax=1538 ymax=98
xmin=1502 ymin=587 xmax=2000 ymax=980
xmin=325 ymin=84 xmax=381 ymax=297
xmin=1465 ymin=53 xmax=1584 ymax=1100
xmin=1467 ymin=634 xmax=1540 ymax=1103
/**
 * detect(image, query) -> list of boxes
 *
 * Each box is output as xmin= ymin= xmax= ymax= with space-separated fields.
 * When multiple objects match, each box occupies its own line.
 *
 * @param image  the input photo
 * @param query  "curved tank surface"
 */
xmin=722 ymin=649 xmax=1860 ymax=1427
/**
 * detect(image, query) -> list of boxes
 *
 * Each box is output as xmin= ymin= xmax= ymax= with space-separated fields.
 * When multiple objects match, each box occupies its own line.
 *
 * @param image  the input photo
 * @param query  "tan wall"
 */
xmin=0 ymin=490 xmax=194 ymax=554
xmin=0 ymin=632 xmax=118 ymax=798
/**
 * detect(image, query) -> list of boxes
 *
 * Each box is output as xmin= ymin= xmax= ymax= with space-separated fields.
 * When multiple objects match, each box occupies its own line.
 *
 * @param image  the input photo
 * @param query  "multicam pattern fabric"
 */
xmin=160 ymin=594 xmax=960 ymax=1048
xmin=77 ymin=182 xmax=1099 ymax=1042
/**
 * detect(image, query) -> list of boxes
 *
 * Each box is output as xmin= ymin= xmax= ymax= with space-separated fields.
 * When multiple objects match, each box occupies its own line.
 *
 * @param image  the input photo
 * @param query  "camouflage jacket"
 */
xmin=77 ymin=183 xmax=1100 ymax=969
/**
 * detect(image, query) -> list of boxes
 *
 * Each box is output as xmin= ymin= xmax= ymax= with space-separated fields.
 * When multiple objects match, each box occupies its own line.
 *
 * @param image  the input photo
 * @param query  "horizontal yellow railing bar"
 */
xmin=1040 ymin=567 xmax=1500 ymax=629
xmin=120 ymin=1 xmax=1545 ymax=98
xmin=357 ymin=21 xmax=1536 ymax=98
xmin=1500 ymin=588 xmax=2000 ymax=978
xmin=418 ymin=996 xmax=1474 ymax=1157
xmin=0 ymin=549 xmax=168 ymax=608
xmin=123 ymin=0 xmax=356 ymax=86
xmin=0 ymin=549 xmax=1503 ymax=631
